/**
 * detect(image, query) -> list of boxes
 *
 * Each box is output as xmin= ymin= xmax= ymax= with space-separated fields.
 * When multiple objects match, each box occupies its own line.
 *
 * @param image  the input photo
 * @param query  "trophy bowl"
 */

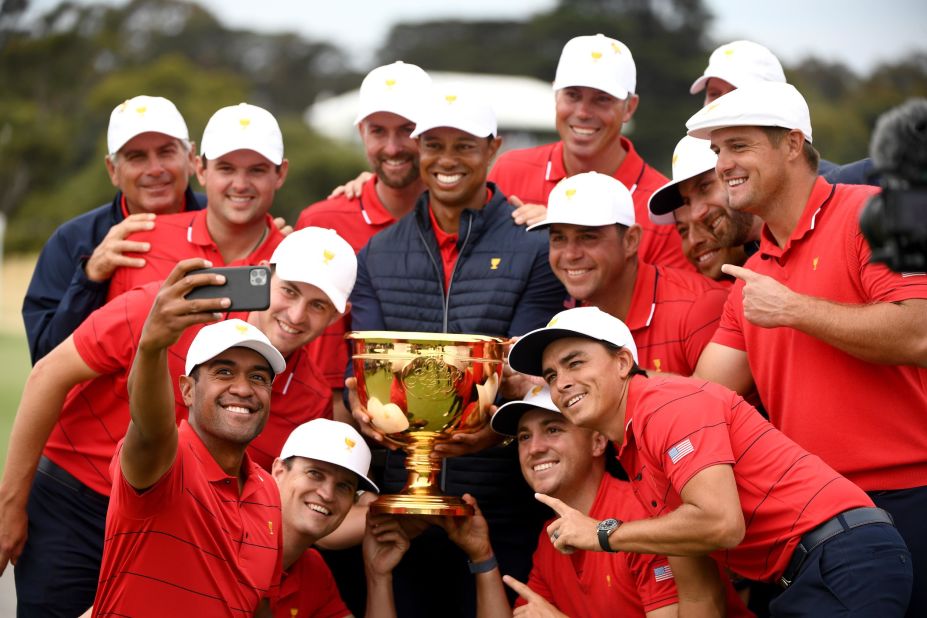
xmin=347 ymin=331 xmax=504 ymax=516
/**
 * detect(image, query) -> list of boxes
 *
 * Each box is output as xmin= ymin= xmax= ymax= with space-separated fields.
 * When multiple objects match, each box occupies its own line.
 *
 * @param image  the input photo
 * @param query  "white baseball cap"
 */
xmin=508 ymin=307 xmax=638 ymax=377
xmin=279 ymin=418 xmax=378 ymax=493
xmin=409 ymin=88 xmax=497 ymax=139
xmin=201 ymin=103 xmax=284 ymax=165
xmin=648 ymin=136 xmax=719 ymax=224
xmin=689 ymin=40 xmax=786 ymax=95
xmin=686 ymin=82 xmax=813 ymax=143
xmin=270 ymin=227 xmax=357 ymax=313
xmin=354 ymin=61 xmax=432 ymax=126
xmin=107 ymin=95 xmax=189 ymax=155
xmin=185 ymin=318 xmax=286 ymax=376
xmin=491 ymin=384 xmax=560 ymax=437
xmin=552 ymin=34 xmax=636 ymax=100
xmin=528 ymin=171 xmax=635 ymax=231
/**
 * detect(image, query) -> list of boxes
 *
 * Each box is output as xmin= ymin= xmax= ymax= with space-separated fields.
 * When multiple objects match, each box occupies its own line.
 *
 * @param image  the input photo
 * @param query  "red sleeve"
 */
xmin=849 ymin=209 xmax=927 ymax=304
xmin=73 ymin=283 xmax=157 ymax=374
xmin=637 ymin=387 xmax=736 ymax=495
xmin=108 ymin=436 xmax=183 ymax=518
xmin=682 ymin=286 xmax=728 ymax=372
xmin=627 ymin=552 xmax=678 ymax=613
xmin=711 ymin=280 xmax=746 ymax=351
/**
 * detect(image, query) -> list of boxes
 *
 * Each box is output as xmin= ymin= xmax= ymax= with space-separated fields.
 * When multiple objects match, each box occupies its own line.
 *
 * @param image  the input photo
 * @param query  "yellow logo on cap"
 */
xmin=135 ymin=106 xmax=147 ymax=116
xmin=653 ymin=358 xmax=662 ymax=372
xmin=724 ymin=47 xmax=735 ymax=56
xmin=547 ymin=317 xmax=559 ymax=327
xmin=385 ymin=79 xmax=396 ymax=88
xmin=235 ymin=323 xmax=250 ymax=335
xmin=591 ymin=51 xmax=602 ymax=60
xmin=239 ymin=118 xmax=251 ymax=129
xmin=611 ymin=42 xmax=622 ymax=54
xmin=445 ymin=95 xmax=457 ymax=104
xmin=705 ymin=102 xmax=720 ymax=114
xmin=672 ymin=154 xmax=679 ymax=166
xmin=530 ymin=385 xmax=543 ymax=396
xmin=118 ymin=100 xmax=129 ymax=112
xmin=565 ymin=188 xmax=577 ymax=199
xmin=812 ymin=257 xmax=819 ymax=271
xmin=490 ymin=258 xmax=501 ymax=270
xmin=323 ymin=249 xmax=335 ymax=265
xmin=345 ymin=437 xmax=356 ymax=451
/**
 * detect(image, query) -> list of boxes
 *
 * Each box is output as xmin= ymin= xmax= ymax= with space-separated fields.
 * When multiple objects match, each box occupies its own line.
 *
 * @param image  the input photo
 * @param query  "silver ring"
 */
xmin=551 ymin=530 xmax=560 ymax=541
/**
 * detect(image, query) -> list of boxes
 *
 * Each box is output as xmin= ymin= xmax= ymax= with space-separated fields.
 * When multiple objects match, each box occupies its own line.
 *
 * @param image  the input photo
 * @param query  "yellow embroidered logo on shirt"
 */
xmin=490 ymin=258 xmax=501 ymax=270
xmin=290 ymin=609 xmax=298 ymax=617
xmin=812 ymin=257 xmax=819 ymax=270
xmin=653 ymin=359 xmax=662 ymax=372
xmin=268 ymin=521 xmax=274 ymax=535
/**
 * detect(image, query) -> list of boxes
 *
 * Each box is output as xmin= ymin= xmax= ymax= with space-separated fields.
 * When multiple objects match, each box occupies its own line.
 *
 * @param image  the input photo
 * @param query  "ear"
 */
xmin=487 ymin=136 xmax=503 ymax=162
xmin=622 ymin=94 xmax=640 ymax=123
xmin=194 ymin=156 xmax=208 ymax=186
xmin=614 ymin=348 xmax=636 ymax=379
xmin=271 ymin=458 xmax=286 ymax=486
xmin=184 ymin=141 xmax=197 ymax=174
xmin=785 ymin=130 xmax=805 ymax=162
xmin=104 ymin=155 xmax=119 ymax=188
xmin=590 ymin=431 xmax=608 ymax=458
xmin=179 ymin=374 xmax=195 ymax=407
xmin=622 ymin=224 xmax=642 ymax=258
xmin=274 ymin=159 xmax=290 ymax=188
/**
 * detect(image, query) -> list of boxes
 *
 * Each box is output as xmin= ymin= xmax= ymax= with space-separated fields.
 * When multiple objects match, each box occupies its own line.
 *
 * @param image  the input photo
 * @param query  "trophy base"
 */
xmin=369 ymin=493 xmax=475 ymax=516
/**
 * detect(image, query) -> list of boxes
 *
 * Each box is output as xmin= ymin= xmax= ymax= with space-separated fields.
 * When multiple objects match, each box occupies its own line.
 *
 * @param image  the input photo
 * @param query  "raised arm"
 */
xmin=121 ymin=259 xmax=228 ymax=489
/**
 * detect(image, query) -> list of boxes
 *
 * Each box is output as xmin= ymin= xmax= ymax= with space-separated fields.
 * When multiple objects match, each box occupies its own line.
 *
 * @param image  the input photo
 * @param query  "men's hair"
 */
xmin=108 ymin=138 xmax=193 ymax=165
xmin=279 ymin=455 xmax=361 ymax=498
xmin=200 ymin=154 xmax=283 ymax=174
xmin=761 ymin=127 xmax=820 ymax=172
xmin=602 ymin=341 xmax=648 ymax=378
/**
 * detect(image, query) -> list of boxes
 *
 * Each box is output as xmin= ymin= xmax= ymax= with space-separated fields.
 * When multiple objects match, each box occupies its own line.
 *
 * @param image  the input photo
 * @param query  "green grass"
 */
xmin=0 ymin=333 xmax=30 ymax=475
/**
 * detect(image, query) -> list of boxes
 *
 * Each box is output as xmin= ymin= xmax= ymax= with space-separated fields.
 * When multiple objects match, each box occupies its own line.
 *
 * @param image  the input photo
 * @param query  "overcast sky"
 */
xmin=21 ymin=0 xmax=927 ymax=76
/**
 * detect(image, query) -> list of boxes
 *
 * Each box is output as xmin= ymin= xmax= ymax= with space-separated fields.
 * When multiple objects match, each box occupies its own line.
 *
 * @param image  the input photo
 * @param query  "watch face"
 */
xmin=597 ymin=518 xmax=619 ymax=532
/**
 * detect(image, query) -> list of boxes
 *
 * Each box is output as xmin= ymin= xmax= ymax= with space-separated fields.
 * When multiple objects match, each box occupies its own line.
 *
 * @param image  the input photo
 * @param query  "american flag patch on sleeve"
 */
xmin=667 ymin=438 xmax=694 ymax=464
xmin=654 ymin=565 xmax=674 ymax=582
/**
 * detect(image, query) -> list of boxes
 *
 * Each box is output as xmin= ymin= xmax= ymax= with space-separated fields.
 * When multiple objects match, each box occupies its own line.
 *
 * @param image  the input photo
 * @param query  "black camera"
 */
xmin=859 ymin=98 xmax=927 ymax=273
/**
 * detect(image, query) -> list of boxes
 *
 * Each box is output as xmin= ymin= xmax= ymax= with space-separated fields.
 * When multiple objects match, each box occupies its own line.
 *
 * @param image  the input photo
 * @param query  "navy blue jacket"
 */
xmin=820 ymin=157 xmax=877 ymax=186
xmin=351 ymin=183 xmax=566 ymax=338
xmin=22 ymin=188 xmax=205 ymax=363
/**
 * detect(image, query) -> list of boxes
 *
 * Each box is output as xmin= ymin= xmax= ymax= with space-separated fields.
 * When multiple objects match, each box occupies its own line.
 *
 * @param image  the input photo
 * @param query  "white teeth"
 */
xmin=224 ymin=405 xmax=250 ymax=414
xmin=697 ymin=250 xmax=718 ymax=264
xmin=566 ymin=394 xmax=585 ymax=407
xmin=728 ymin=178 xmax=746 ymax=187
xmin=277 ymin=320 xmax=300 ymax=335
xmin=436 ymin=173 xmax=462 ymax=184
xmin=533 ymin=462 xmax=555 ymax=472
xmin=229 ymin=195 xmax=253 ymax=203
xmin=566 ymin=269 xmax=589 ymax=276
xmin=308 ymin=503 xmax=330 ymax=515
xmin=572 ymin=127 xmax=596 ymax=136
xmin=384 ymin=158 xmax=408 ymax=166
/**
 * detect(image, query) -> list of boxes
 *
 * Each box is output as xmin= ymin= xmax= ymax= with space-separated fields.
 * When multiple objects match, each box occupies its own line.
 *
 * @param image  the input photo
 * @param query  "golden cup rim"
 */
xmin=347 ymin=331 xmax=504 ymax=345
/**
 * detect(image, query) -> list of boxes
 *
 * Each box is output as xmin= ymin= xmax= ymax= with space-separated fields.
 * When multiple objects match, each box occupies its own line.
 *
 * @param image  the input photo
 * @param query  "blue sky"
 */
xmin=22 ymin=0 xmax=927 ymax=76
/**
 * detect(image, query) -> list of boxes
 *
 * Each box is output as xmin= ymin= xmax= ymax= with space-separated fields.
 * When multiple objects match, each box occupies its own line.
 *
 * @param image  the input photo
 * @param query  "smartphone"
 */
xmin=184 ymin=265 xmax=271 ymax=312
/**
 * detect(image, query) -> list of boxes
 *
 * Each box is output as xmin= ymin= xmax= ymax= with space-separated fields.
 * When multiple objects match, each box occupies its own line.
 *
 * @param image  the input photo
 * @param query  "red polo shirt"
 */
xmin=296 ymin=176 xmax=399 ymax=389
xmin=273 ymin=548 xmax=351 ymax=618
xmin=93 ymin=421 xmax=282 ymax=616
xmin=712 ymin=177 xmax=927 ymax=490
xmin=489 ymin=138 xmax=690 ymax=271
xmin=617 ymin=374 xmax=872 ymax=582
xmin=625 ymin=262 xmax=728 ymax=375
xmin=521 ymin=474 xmax=677 ymax=616
xmin=47 ymin=283 xmax=332 ymax=495
xmin=108 ymin=209 xmax=284 ymax=301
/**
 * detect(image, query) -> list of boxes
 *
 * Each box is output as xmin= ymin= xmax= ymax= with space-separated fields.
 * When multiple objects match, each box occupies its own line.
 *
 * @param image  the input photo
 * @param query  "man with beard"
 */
xmin=296 ymin=61 xmax=431 ymax=414
xmin=648 ymin=136 xmax=758 ymax=283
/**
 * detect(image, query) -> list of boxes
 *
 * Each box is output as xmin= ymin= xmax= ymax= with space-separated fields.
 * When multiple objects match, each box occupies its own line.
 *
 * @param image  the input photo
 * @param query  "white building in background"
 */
xmin=304 ymin=71 xmax=559 ymax=151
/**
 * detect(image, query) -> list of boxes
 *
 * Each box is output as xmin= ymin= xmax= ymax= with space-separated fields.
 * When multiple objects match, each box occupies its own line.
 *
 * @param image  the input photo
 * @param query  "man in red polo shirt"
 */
xmin=296 ymin=61 xmax=431 ymax=410
xmin=0 ymin=227 xmax=355 ymax=615
xmin=648 ymin=136 xmax=757 ymax=283
xmin=687 ymin=81 xmax=927 ymax=616
xmin=508 ymin=307 xmax=913 ymax=616
xmin=529 ymin=170 xmax=727 ymax=375
xmin=107 ymin=102 xmax=288 ymax=301
xmin=488 ymin=34 xmax=688 ymax=271
xmin=92 ymin=305 xmax=287 ymax=616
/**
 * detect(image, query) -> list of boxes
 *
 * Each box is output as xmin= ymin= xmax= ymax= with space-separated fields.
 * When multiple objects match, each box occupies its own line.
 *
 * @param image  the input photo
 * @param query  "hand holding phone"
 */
xmin=184 ymin=265 xmax=271 ymax=312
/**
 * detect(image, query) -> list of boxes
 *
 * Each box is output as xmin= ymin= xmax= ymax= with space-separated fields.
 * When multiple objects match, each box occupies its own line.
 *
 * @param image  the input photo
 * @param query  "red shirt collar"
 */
xmin=615 ymin=375 xmax=643 ymax=458
xmin=361 ymin=176 xmax=398 ymax=226
xmin=759 ymin=177 xmax=836 ymax=259
xmin=548 ymin=136 xmax=642 ymax=185
xmin=624 ymin=261 xmax=657 ymax=330
xmin=178 ymin=419 xmax=262 ymax=499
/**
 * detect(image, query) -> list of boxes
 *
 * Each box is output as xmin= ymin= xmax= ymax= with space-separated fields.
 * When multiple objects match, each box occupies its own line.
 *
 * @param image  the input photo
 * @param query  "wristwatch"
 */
xmin=596 ymin=518 xmax=622 ymax=552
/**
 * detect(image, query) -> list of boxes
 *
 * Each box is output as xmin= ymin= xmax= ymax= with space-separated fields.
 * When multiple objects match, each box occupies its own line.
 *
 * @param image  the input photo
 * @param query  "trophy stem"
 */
xmin=369 ymin=433 xmax=475 ymax=516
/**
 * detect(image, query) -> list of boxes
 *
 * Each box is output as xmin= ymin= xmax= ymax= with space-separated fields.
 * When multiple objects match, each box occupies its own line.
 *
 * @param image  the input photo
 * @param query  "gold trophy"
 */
xmin=347 ymin=331 xmax=504 ymax=516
